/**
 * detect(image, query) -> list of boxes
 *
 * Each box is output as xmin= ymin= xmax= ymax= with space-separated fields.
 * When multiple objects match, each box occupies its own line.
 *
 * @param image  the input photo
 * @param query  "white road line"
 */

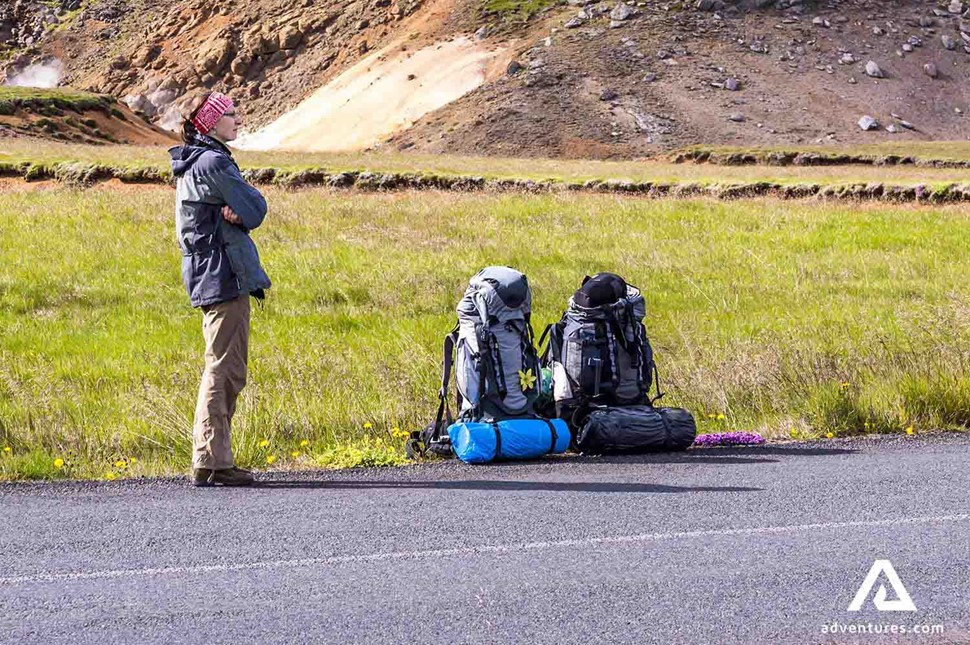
xmin=2 ymin=513 xmax=968 ymax=586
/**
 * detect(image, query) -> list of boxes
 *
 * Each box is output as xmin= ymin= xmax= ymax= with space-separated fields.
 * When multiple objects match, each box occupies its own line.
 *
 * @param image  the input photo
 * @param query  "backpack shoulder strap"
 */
xmin=406 ymin=325 xmax=460 ymax=460
xmin=538 ymin=317 xmax=565 ymax=363
xmin=538 ymin=323 xmax=553 ymax=363
xmin=432 ymin=325 xmax=459 ymax=438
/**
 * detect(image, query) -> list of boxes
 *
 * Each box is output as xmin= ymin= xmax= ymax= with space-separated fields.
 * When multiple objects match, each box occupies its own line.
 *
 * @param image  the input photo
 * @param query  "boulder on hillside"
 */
xmin=0 ymin=18 xmax=13 ymax=44
xmin=132 ymin=44 xmax=161 ymax=68
xmin=279 ymin=25 xmax=303 ymax=50
xmin=858 ymin=115 xmax=880 ymax=131
xmin=123 ymin=93 xmax=153 ymax=116
xmin=695 ymin=0 xmax=725 ymax=11
xmin=148 ymin=88 xmax=178 ymax=109
xmin=230 ymin=55 xmax=251 ymax=76
xmin=196 ymin=38 xmax=233 ymax=75
xmin=864 ymin=60 xmax=884 ymax=78
xmin=125 ymin=85 xmax=179 ymax=118
xmin=244 ymin=27 xmax=279 ymax=56
xmin=610 ymin=3 xmax=634 ymax=21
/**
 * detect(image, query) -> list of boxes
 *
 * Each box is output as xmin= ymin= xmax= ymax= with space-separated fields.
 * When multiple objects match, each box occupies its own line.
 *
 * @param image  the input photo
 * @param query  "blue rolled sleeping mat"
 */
xmin=448 ymin=418 xmax=571 ymax=464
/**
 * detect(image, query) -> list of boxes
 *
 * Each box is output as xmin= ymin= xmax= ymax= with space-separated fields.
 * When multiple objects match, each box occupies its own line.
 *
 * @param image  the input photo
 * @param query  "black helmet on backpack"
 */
xmin=573 ymin=273 xmax=628 ymax=308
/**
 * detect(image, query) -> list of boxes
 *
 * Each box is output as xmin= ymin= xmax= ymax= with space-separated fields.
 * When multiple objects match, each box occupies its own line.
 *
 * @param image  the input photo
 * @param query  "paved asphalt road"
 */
xmin=1 ymin=434 xmax=969 ymax=645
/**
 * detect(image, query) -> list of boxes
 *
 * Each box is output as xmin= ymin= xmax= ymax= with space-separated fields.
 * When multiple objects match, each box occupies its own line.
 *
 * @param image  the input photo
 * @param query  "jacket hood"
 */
xmin=168 ymin=135 xmax=233 ymax=178
xmin=168 ymin=144 xmax=209 ymax=178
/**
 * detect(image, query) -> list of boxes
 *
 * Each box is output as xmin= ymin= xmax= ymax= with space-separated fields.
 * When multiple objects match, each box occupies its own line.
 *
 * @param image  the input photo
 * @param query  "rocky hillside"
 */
xmin=2 ymin=0 xmax=969 ymax=158
xmin=391 ymin=0 xmax=970 ymax=156
xmin=2 ymin=0 xmax=433 ymax=130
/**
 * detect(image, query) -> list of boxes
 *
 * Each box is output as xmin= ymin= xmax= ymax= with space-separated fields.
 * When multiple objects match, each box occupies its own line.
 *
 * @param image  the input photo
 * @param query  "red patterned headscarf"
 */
xmin=191 ymin=93 xmax=235 ymax=135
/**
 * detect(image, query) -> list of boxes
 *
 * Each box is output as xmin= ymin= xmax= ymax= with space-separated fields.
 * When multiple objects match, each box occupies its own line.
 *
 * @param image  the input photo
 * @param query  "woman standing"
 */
xmin=170 ymin=92 xmax=271 ymax=487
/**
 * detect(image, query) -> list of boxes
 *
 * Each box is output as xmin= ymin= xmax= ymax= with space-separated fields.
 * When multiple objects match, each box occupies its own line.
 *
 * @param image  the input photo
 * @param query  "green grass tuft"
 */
xmin=314 ymin=437 xmax=409 ymax=469
xmin=0 ymin=87 xmax=115 ymax=116
xmin=484 ymin=0 xmax=558 ymax=19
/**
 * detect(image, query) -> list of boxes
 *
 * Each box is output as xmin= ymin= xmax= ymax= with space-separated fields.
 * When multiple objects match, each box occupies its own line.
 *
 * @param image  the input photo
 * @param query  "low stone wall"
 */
xmin=672 ymin=149 xmax=970 ymax=169
xmin=3 ymin=160 xmax=969 ymax=204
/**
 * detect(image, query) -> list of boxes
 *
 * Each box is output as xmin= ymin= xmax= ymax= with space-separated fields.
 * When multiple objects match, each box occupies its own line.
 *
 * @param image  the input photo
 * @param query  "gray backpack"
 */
xmin=540 ymin=273 xmax=662 ymax=428
xmin=407 ymin=266 xmax=543 ymax=457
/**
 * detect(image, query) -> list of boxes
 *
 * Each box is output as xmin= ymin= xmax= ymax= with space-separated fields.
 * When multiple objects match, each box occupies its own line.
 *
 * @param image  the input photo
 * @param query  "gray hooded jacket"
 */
xmin=170 ymin=134 xmax=271 ymax=307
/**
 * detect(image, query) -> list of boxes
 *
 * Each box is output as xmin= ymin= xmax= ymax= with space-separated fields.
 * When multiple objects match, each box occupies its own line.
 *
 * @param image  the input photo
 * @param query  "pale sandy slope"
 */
xmin=236 ymin=36 xmax=506 ymax=152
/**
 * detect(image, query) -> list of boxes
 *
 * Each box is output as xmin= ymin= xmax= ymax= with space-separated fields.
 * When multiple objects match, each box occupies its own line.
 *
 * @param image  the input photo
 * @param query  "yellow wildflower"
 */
xmin=518 ymin=368 xmax=537 ymax=391
xmin=266 ymin=455 xmax=276 ymax=465
xmin=3 ymin=446 xmax=10 ymax=453
xmin=105 ymin=472 xmax=117 ymax=481
xmin=363 ymin=422 xmax=373 ymax=429
xmin=291 ymin=451 xmax=301 ymax=459
xmin=716 ymin=414 xmax=726 ymax=421
xmin=53 ymin=458 xmax=65 ymax=469
xmin=258 ymin=439 xmax=270 ymax=448
xmin=826 ymin=432 xmax=834 ymax=439
xmin=707 ymin=413 xmax=716 ymax=419
xmin=114 ymin=460 xmax=127 ymax=469
xmin=905 ymin=426 xmax=915 ymax=435
xmin=129 ymin=457 xmax=137 ymax=464
xmin=300 ymin=440 xmax=309 ymax=447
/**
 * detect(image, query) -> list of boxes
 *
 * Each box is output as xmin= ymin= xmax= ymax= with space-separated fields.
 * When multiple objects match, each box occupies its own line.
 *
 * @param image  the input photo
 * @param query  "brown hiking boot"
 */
xmin=192 ymin=466 xmax=255 ymax=487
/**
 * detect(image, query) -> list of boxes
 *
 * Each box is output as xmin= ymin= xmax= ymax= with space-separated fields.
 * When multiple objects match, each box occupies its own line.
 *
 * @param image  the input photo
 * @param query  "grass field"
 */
xmin=2 ymin=185 xmax=970 ymax=481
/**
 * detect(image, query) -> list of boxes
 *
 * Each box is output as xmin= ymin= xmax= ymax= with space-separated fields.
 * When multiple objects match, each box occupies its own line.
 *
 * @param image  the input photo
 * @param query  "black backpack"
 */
xmin=540 ymin=273 xmax=663 ymax=428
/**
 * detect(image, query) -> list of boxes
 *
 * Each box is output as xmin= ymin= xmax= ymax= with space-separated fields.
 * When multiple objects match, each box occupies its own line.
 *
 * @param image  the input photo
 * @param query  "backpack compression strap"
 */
xmin=649 ymin=359 xmax=665 ymax=406
xmin=490 ymin=328 xmax=509 ymax=400
xmin=542 ymin=419 xmax=559 ymax=453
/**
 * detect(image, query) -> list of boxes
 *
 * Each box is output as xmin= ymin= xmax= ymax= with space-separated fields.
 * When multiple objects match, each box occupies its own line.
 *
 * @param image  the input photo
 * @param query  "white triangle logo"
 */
xmin=848 ymin=560 xmax=917 ymax=612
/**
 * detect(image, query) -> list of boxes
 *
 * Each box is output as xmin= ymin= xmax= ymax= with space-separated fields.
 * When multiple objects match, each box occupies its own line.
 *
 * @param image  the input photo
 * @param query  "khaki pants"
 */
xmin=193 ymin=294 xmax=250 ymax=470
